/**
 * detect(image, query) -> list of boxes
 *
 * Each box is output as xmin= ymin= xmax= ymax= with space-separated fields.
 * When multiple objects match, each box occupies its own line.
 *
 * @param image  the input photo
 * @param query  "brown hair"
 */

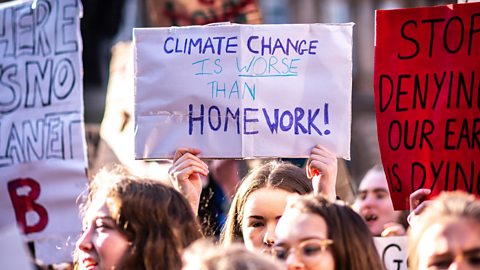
xmin=183 ymin=239 xmax=284 ymax=270
xmin=289 ymin=194 xmax=385 ymax=270
xmin=78 ymin=166 xmax=202 ymax=270
xmin=408 ymin=191 xmax=480 ymax=270
xmin=220 ymin=160 xmax=312 ymax=244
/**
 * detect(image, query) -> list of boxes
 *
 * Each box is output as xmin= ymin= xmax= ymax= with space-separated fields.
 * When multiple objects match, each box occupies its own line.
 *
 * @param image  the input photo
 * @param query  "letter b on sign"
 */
xmin=7 ymin=178 xmax=49 ymax=234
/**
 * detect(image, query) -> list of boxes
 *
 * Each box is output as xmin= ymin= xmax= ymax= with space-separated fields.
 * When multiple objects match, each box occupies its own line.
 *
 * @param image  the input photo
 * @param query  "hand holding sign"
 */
xmin=168 ymin=148 xmax=209 ymax=214
xmin=306 ymin=145 xmax=337 ymax=201
xmin=407 ymin=188 xmax=432 ymax=225
xmin=380 ymin=222 xmax=406 ymax=237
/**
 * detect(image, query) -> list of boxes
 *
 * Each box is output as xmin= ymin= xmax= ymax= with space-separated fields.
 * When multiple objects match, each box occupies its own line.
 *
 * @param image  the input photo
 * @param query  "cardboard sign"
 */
xmin=374 ymin=237 xmax=408 ymax=270
xmin=0 ymin=0 xmax=87 ymax=263
xmin=144 ymin=0 xmax=262 ymax=27
xmin=134 ymin=23 xmax=353 ymax=159
xmin=374 ymin=3 xmax=480 ymax=210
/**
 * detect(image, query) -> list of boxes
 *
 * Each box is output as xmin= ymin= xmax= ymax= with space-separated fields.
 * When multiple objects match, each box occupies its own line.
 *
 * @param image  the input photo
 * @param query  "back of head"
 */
xmin=82 ymin=166 xmax=202 ymax=270
xmin=221 ymin=160 xmax=312 ymax=244
xmin=183 ymin=239 xmax=284 ymax=270
xmin=408 ymin=191 xmax=480 ymax=270
xmin=291 ymin=195 xmax=385 ymax=270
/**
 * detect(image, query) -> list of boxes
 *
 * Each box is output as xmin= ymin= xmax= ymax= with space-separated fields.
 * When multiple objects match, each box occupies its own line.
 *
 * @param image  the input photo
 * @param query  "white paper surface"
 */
xmin=374 ymin=236 xmax=408 ymax=270
xmin=134 ymin=23 xmax=353 ymax=159
xmin=0 ymin=225 xmax=34 ymax=270
xmin=0 ymin=0 xmax=86 ymax=264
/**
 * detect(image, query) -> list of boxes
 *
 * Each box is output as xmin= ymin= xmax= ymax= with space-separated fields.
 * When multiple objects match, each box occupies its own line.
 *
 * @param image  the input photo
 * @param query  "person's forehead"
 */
xmin=419 ymin=219 xmax=480 ymax=256
xmin=244 ymin=188 xmax=290 ymax=211
xmin=359 ymin=171 xmax=389 ymax=192
xmin=275 ymin=208 xmax=328 ymax=242
xmin=84 ymin=194 xmax=111 ymax=221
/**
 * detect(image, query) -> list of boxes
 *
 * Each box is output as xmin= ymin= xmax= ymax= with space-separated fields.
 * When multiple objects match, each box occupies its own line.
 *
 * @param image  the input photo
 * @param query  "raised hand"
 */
xmin=306 ymin=145 xmax=338 ymax=201
xmin=168 ymin=148 xmax=209 ymax=215
xmin=407 ymin=188 xmax=431 ymax=225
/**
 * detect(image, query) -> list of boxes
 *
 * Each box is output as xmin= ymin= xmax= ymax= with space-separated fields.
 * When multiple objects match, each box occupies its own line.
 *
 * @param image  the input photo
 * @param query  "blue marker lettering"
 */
xmin=261 ymin=37 xmax=272 ymax=56
xmin=308 ymin=108 xmax=322 ymax=135
xmin=244 ymin=108 xmax=259 ymax=135
xmin=294 ymin=108 xmax=307 ymax=134
xmin=189 ymin=104 xmax=204 ymax=135
xmin=226 ymin=37 xmax=238 ymax=53
xmin=225 ymin=107 xmax=240 ymax=134
xmin=164 ymin=37 xmax=174 ymax=53
xmin=247 ymin=36 xmax=259 ymax=54
xmin=263 ymin=108 xmax=279 ymax=134
xmin=208 ymin=106 xmax=221 ymax=131
xmin=309 ymin=40 xmax=318 ymax=55
xmin=280 ymin=110 xmax=293 ymax=131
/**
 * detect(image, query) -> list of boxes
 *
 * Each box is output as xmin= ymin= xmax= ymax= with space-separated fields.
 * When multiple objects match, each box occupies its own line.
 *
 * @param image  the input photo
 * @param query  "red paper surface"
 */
xmin=374 ymin=3 xmax=480 ymax=210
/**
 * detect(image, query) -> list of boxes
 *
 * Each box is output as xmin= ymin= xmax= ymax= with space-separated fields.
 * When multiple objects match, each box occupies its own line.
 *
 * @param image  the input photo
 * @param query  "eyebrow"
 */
xmin=464 ymin=247 xmax=480 ymax=256
xmin=247 ymin=215 xmax=264 ymax=220
xmin=247 ymin=215 xmax=283 ymax=220
xmin=430 ymin=247 xmax=480 ymax=258
xmin=298 ymin=236 xmax=329 ymax=242
xmin=358 ymin=188 xmax=388 ymax=194
xmin=275 ymin=236 xmax=327 ymax=247
xmin=95 ymin=216 xmax=116 ymax=223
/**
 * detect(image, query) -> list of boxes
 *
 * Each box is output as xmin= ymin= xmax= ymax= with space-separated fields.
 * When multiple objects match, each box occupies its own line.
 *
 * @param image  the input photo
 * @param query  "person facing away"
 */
xmin=408 ymin=191 xmax=480 ymax=270
xmin=352 ymin=165 xmax=407 ymax=237
xmin=274 ymin=194 xmax=385 ymax=270
xmin=168 ymin=145 xmax=338 ymax=253
xmin=75 ymin=165 xmax=202 ymax=270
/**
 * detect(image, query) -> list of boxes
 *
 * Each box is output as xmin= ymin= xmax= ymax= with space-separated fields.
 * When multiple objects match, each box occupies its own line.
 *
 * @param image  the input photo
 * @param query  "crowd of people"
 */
xmin=69 ymin=144 xmax=480 ymax=270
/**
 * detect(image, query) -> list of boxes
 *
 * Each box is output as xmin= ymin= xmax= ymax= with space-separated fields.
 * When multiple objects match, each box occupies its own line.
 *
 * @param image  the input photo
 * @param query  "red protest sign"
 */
xmin=374 ymin=3 xmax=480 ymax=210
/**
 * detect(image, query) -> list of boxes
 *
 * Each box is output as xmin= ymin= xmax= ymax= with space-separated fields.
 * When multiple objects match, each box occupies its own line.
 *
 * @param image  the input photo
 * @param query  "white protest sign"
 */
xmin=374 ymin=236 xmax=408 ymax=270
xmin=0 ymin=0 xmax=86 ymax=264
xmin=134 ymin=23 xmax=353 ymax=159
xmin=0 ymin=225 xmax=34 ymax=270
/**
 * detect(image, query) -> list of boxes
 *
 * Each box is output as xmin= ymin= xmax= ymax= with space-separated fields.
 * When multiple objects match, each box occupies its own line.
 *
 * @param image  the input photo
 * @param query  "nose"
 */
xmin=263 ymin=223 xmax=276 ymax=247
xmin=286 ymin=251 xmax=304 ymax=270
xmin=362 ymin=193 xmax=376 ymax=208
xmin=76 ymin=226 xmax=93 ymax=251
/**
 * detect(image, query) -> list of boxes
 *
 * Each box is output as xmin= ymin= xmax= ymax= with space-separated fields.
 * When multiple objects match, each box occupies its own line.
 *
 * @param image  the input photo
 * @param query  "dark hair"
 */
xmin=408 ymin=191 xmax=480 ymax=270
xmin=78 ymin=166 xmax=202 ymax=270
xmin=221 ymin=160 xmax=312 ymax=244
xmin=290 ymin=194 xmax=385 ymax=270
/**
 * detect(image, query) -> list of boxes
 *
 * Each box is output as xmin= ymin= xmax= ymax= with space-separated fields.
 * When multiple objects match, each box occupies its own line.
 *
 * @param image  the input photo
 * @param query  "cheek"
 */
xmin=241 ymin=227 xmax=264 ymax=250
xmin=308 ymin=250 xmax=335 ymax=270
xmin=380 ymin=201 xmax=398 ymax=218
xmin=324 ymin=252 xmax=336 ymax=270
xmin=96 ymin=233 xmax=129 ymax=266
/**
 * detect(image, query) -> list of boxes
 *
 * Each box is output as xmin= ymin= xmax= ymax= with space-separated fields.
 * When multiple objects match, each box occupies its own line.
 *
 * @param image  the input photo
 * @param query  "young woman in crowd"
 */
xmin=408 ymin=191 xmax=480 ymax=270
xmin=352 ymin=165 xmax=407 ymax=236
xmin=273 ymin=194 xmax=385 ymax=270
xmin=75 ymin=166 xmax=202 ymax=270
xmin=168 ymin=144 xmax=338 ymax=252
